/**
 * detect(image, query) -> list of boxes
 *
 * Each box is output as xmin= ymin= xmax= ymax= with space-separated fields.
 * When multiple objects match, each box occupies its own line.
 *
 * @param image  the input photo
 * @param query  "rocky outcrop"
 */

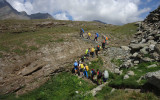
xmin=145 ymin=70 xmax=160 ymax=89
xmin=119 ymin=6 xmax=160 ymax=69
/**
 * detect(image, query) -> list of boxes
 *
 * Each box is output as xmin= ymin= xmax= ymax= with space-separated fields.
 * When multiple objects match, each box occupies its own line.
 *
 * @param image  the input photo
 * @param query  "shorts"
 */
xmin=97 ymin=75 xmax=102 ymax=79
xmin=74 ymin=66 xmax=78 ymax=70
xmin=86 ymin=53 xmax=89 ymax=57
xmin=80 ymin=69 xmax=84 ymax=72
xmin=74 ymin=67 xmax=78 ymax=70
xmin=90 ymin=52 xmax=94 ymax=55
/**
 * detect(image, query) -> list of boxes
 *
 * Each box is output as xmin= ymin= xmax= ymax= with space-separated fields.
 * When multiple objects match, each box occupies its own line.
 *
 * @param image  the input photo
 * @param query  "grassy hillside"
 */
xmin=0 ymin=19 xmax=137 ymax=58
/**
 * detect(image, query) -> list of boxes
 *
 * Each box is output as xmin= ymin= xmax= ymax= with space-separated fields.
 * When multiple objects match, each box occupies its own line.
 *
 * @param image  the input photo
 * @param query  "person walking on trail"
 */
xmin=81 ymin=56 xmax=86 ymax=62
xmin=103 ymin=70 xmax=109 ymax=82
xmin=102 ymin=40 xmax=106 ymax=50
xmin=95 ymin=45 xmax=100 ymax=57
xmin=74 ymin=60 xmax=78 ymax=74
xmin=85 ymin=48 xmax=90 ymax=58
xmin=83 ymin=64 xmax=88 ymax=78
xmin=94 ymin=33 xmax=99 ymax=41
xmin=90 ymin=47 xmax=95 ymax=58
xmin=80 ymin=28 xmax=84 ymax=38
xmin=85 ymin=64 xmax=89 ymax=72
xmin=87 ymin=32 xmax=91 ymax=39
xmin=80 ymin=63 xmax=84 ymax=76
xmin=97 ymin=69 xmax=102 ymax=85
xmin=105 ymin=36 xmax=109 ymax=44
xmin=91 ymin=69 xmax=96 ymax=81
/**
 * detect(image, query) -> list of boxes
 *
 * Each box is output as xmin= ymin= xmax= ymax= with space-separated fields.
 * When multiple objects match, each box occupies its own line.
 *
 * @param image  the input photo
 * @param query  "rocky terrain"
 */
xmin=111 ymin=6 xmax=160 ymax=90
xmin=0 ymin=0 xmax=53 ymax=20
xmin=0 ymin=4 xmax=160 ymax=100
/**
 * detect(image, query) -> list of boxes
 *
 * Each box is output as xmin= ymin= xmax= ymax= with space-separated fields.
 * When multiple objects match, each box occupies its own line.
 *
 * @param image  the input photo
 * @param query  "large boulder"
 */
xmin=129 ymin=43 xmax=148 ymax=51
xmin=120 ymin=60 xmax=133 ymax=69
xmin=147 ymin=64 xmax=157 ymax=68
xmin=121 ymin=46 xmax=131 ymax=51
xmin=145 ymin=70 xmax=160 ymax=89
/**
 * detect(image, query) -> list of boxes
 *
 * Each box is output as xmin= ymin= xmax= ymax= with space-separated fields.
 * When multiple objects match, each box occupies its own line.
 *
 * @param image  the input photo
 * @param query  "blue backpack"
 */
xmin=81 ymin=28 xmax=84 ymax=33
xmin=96 ymin=33 xmax=99 ymax=37
xmin=74 ymin=62 xmax=78 ymax=67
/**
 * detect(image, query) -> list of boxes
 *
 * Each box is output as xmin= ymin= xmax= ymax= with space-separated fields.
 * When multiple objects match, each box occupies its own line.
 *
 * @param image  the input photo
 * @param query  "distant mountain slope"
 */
xmin=93 ymin=20 xmax=107 ymax=24
xmin=0 ymin=0 xmax=54 ymax=20
xmin=30 ymin=13 xmax=53 ymax=19
xmin=0 ymin=0 xmax=30 ymax=20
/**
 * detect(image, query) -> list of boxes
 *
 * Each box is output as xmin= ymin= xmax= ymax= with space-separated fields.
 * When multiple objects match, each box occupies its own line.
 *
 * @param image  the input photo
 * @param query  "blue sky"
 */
xmin=139 ymin=0 xmax=160 ymax=19
xmin=7 ymin=0 xmax=160 ymax=25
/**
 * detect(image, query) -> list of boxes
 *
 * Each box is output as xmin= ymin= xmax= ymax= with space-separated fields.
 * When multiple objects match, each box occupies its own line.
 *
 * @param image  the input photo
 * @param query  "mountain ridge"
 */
xmin=0 ymin=0 xmax=54 ymax=20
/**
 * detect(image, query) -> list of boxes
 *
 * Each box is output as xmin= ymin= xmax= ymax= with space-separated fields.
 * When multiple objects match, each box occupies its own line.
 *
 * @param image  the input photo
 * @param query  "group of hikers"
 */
xmin=80 ymin=28 xmax=108 ymax=42
xmin=72 ymin=58 xmax=109 ymax=85
xmin=72 ymin=28 xmax=109 ymax=85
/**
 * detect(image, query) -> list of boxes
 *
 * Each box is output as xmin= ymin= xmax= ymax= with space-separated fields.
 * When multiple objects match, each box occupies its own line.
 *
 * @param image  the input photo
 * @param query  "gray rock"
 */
xmin=148 ymin=36 xmax=154 ymax=40
xmin=114 ymin=68 xmax=120 ymax=74
xmin=134 ymin=60 xmax=139 ymax=64
xmin=140 ymin=47 xmax=149 ymax=54
xmin=142 ymin=57 xmax=154 ymax=62
xmin=75 ymin=91 xmax=79 ymax=94
xmin=135 ymin=31 xmax=143 ymax=35
xmin=155 ymin=34 xmax=160 ymax=38
xmin=140 ymin=39 xmax=146 ymax=43
xmin=152 ymin=52 xmax=160 ymax=61
xmin=132 ymin=52 xmax=138 ymax=57
xmin=124 ymin=74 xmax=129 ymax=79
xmin=148 ymin=40 xmax=157 ymax=45
xmin=121 ymin=46 xmax=131 ymax=51
xmin=147 ymin=64 xmax=157 ymax=68
xmin=120 ymin=60 xmax=133 ymax=69
xmin=90 ymin=82 xmax=107 ymax=96
xmin=89 ymin=62 xmax=92 ymax=65
xmin=130 ymin=40 xmax=138 ymax=44
xmin=155 ymin=44 xmax=160 ymax=54
xmin=129 ymin=43 xmax=148 ymax=50
xmin=127 ymin=71 xmax=135 ymax=76
xmin=110 ymin=88 xmax=115 ymax=93
xmin=145 ymin=70 xmax=160 ymax=89
xmin=149 ymin=44 xmax=155 ymax=51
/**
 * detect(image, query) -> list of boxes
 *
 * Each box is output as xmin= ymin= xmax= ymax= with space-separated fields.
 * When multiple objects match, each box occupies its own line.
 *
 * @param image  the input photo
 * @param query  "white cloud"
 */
xmin=6 ymin=0 xmax=151 ymax=25
xmin=54 ymin=12 xmax=69 ymax=20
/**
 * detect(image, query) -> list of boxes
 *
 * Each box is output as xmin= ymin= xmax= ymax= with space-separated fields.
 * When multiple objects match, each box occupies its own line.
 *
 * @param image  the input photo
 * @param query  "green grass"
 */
xmin=104 ymin=90 xmax=158 ymax=100
xmin=111 ymin=58 xmax=123 ymax=67
xmin=109 ymin=62 xmax=160 ymax=88
xmin=95 ymin=85 xmax=112 ymax=100
xmin=0 ymin=72 xmax=95 ymax=100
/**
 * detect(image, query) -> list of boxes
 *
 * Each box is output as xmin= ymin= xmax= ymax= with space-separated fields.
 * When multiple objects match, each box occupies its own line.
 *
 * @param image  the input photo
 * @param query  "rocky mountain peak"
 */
xmin=0 ymin=0 xmax=54 ymax=20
